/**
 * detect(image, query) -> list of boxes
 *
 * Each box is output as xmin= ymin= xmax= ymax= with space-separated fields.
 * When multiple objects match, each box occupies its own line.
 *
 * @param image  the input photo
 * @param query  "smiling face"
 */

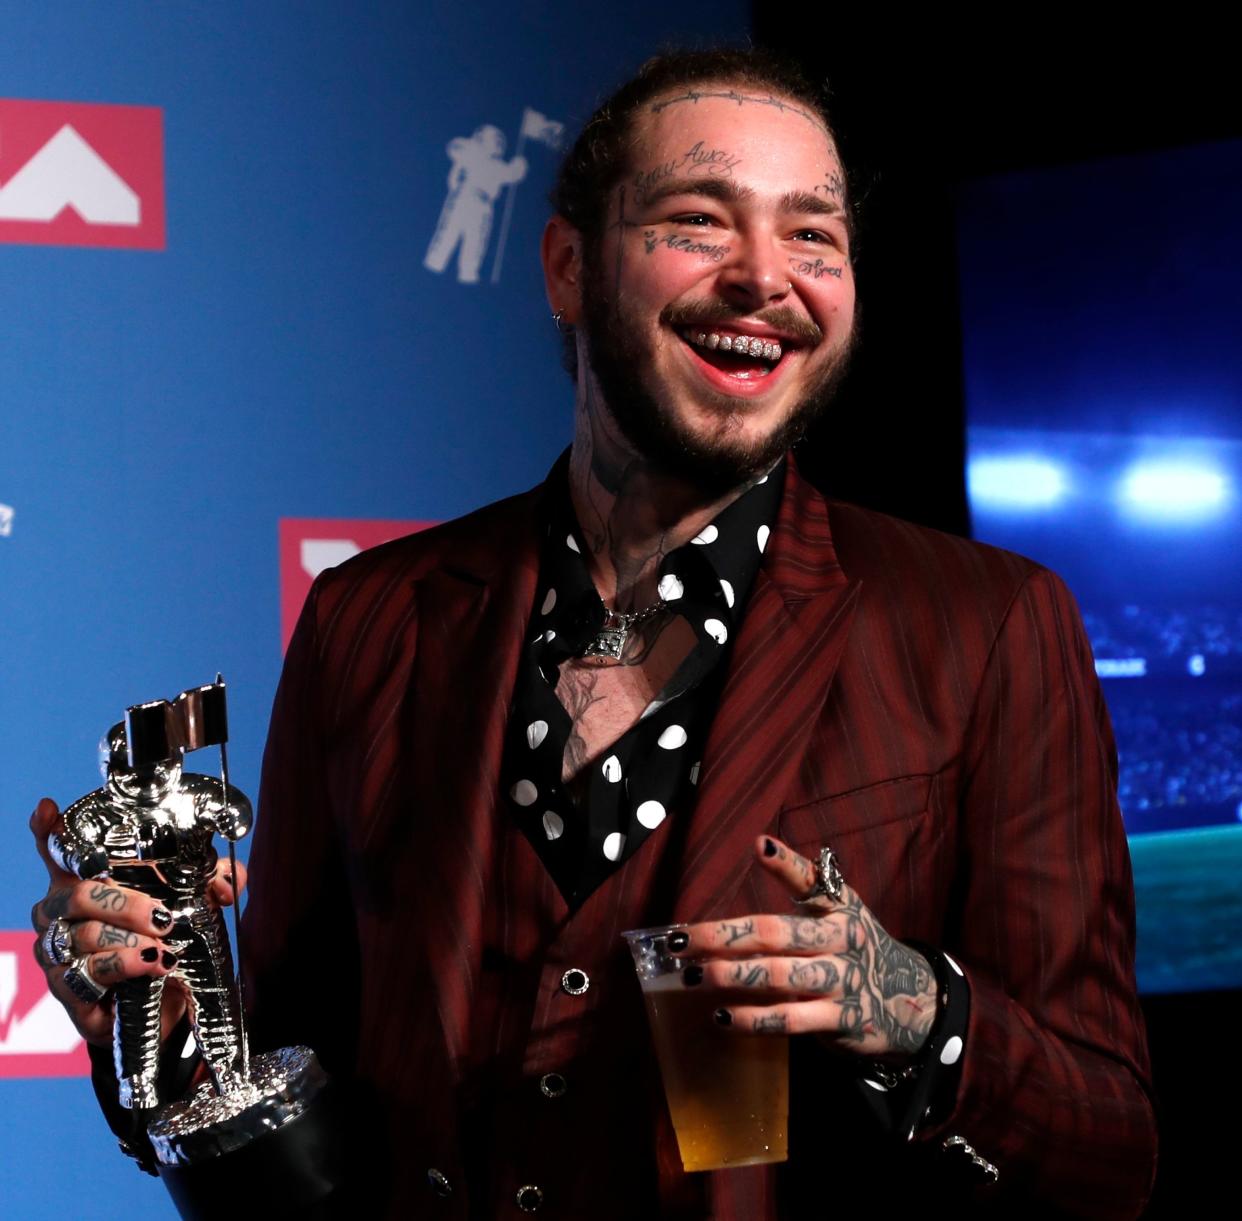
xmin=567 ymin=86 xmax=855 ymax=491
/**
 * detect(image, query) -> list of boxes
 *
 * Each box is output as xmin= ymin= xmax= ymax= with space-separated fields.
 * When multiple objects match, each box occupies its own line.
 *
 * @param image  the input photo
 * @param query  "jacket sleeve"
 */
xmin=921 ymin=565 xmax=1157 ymax=1217
xmin=241 ymin=574 xmax=361 ymax=1076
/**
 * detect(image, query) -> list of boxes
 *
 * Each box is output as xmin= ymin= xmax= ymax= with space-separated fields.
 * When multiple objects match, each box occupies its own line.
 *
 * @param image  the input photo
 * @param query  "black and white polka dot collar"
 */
xmin=501 ymin=452 xmax=786 ymax=908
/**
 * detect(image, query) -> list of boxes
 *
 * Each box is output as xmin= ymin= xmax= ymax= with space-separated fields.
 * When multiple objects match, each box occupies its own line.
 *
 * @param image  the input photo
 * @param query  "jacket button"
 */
xmin=539 ymin=1072 xmax=568 ymax=1099
xmin=515 ymin=1184 xmax=544 ymax=1212
xmin=427 ymin=1168 xmax=452 ymax=1197
xmin=561 ymin=968 xmax=589 ymax=995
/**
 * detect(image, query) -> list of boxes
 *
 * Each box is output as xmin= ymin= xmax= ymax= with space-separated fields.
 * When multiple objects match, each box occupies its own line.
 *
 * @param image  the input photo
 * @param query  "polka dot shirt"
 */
xmin=501 ymin=453 xmax=786 ymax=908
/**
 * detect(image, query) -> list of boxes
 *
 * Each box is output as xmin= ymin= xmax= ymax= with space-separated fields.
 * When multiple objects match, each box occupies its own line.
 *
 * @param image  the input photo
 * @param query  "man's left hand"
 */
xmin=677 ymin=836 xmax=939 ymax=1060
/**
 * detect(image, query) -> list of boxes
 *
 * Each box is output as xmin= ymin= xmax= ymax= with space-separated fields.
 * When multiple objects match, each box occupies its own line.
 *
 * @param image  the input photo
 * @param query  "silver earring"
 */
xmin=552 ymin=309 xmax=574 ymax=334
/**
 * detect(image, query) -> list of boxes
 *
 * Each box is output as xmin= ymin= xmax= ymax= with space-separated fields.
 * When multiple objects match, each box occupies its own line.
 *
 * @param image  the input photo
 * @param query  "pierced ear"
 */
xmin=541 ymin=214 xmax=584 ymax=323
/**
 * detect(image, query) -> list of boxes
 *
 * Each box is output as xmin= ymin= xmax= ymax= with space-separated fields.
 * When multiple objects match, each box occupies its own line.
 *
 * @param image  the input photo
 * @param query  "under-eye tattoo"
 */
xmin=717 ymin=919 xmax=755 ymax=946
xmin=92 ymin=952 xmax=123 ymax=981
xmin=789 ymin=256 xmax=842 ymax=280
xmin=789 ymin=959 xmax=840 ymax=994
xmin=643 ymin=231 xmax=729 ymax=262
xmin=98 ymin=925 xmax=138 ymax=949
xmin=730 ymin=962 xmax=770 ymax=989
xmin=650 ymin=89 xmax=831 ymax=138
xmin=753 ymin=1012 xmax=788 ymax=1033
xmin=88 ymin=883 xmax=126 ymax=913
xmin=632 ymin=139 xmax=742 ymax=203
xmin=814 ymin=169 xmax=846 ymax=200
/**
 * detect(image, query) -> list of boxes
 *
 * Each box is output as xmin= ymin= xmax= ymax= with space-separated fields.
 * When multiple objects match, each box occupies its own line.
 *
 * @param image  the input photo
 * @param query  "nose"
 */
xmin=715 ymin=230 xmax=791 ymax=310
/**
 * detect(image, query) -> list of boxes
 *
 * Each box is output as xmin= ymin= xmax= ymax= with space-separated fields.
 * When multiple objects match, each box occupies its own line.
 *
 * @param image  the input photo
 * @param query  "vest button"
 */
xmin=539 ymin=1072 xmax=568 ymax=1099
xmin=426 ymin=1168 xmax=452 ymax=1197
xmin=561 ymin=968 xmax=589 ymax=996
xmin=516 ymin=1184 xmax=544 ymax=1212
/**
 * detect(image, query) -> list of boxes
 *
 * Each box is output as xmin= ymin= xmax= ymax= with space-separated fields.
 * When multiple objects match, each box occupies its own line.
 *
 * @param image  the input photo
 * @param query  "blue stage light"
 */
xmin=1187 ymin=653 xmax=1206 ymax=677
xmin=1119 ymin=464 xmax=1229 ymax=520
xmin=967 ymin=456 xmax=1067 ymax=509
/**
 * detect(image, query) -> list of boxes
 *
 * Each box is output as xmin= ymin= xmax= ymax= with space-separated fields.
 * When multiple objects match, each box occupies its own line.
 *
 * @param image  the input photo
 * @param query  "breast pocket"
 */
xmin=778 ymin=774 xmax=943 ymax=931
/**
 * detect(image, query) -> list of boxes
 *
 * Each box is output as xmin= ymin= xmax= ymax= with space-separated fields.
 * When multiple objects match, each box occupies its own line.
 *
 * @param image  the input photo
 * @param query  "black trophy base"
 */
xmin=149 ymin=1047 xmax=342 ymax=1220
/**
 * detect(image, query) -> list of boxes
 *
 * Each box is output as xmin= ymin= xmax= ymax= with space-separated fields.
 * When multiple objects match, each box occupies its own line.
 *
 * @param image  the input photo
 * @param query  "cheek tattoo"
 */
xmin=790 ymin=256 xmax=842 ymax=280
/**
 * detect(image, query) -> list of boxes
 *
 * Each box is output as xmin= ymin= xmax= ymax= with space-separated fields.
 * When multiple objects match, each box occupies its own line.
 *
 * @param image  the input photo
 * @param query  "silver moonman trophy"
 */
xmin=51 ymin=679 xmax=340 ymax=1218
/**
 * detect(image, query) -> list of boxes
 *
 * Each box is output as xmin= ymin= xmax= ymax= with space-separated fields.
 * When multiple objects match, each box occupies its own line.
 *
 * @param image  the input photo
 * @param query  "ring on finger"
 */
xmin=42 ymin=917 xmax=74 ymax=966
xmin=800 ymin=846 xmax=844 ymax=903
xmin=63 ymin=956 xmax=108 ymax=1005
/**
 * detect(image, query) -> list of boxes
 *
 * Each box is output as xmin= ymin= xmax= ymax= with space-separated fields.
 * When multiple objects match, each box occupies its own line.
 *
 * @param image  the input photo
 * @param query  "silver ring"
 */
xmin=552 ymin=308 xmax=573 ymax=335
xmin=63 ymin=957 xmax=108 ymax=1005
xmin=802 ymin=846 xmax=844 ymax=903
xmin=42 ymin=917 xmax=74 ymax=966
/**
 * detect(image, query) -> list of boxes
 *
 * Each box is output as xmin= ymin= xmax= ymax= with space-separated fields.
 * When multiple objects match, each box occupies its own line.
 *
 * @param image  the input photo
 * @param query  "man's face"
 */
xmin=578 ymin=87 xmax=855 ymax=491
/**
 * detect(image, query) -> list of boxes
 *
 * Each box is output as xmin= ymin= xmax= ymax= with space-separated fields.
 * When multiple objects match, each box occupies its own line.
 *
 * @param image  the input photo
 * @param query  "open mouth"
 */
xmin=677 ymin=328 xmax=789 ymax=381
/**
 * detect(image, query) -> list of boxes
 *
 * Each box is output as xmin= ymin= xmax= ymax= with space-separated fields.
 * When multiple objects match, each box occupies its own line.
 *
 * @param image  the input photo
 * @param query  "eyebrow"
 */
xmin=635 ymin=177 xmax=845 ymax=220
xmin=779 ymin=190 xmax=844 ymax=219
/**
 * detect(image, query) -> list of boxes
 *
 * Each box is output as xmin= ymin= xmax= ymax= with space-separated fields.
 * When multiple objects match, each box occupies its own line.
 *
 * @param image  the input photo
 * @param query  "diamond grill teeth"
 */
xmin=685 ymin=329 xmax=783 ymax=362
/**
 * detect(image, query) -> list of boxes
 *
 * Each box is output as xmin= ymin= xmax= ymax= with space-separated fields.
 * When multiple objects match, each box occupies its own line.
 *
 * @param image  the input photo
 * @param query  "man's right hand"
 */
xmin=29 ymin=796 xmax=244 ymax=1047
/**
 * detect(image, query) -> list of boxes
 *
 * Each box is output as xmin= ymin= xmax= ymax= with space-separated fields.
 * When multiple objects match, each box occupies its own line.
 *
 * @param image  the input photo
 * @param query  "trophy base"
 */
xmin=148 ymin=1046 xmax=341 ymax=1220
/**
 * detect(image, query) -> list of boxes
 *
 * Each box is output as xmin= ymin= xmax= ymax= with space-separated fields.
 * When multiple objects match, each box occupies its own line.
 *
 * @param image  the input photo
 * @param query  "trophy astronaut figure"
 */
xmin=51 ymin=722 xmax=253 ymax=1112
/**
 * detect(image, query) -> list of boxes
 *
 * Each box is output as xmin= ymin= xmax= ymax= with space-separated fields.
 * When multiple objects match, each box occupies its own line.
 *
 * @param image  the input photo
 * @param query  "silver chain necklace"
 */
xmin=582 ymin=598 xmax=667 ymax=661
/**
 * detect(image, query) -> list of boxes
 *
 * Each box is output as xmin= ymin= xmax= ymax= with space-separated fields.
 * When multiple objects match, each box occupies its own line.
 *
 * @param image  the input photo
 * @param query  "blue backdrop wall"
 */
xmin=0 ymin=3 xmax=748 ymax=1213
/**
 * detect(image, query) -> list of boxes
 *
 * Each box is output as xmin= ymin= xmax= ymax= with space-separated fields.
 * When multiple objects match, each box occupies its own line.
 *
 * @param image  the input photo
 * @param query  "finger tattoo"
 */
xmin=716 ymin=919 xmax=756 ymax=946
xmin=753 ymin=1012 xmax=788 ymax=1034
xmin=97 ymin=925 xmax=138 ymax=949
xmin=91 ymin=952 xmax=123 ymax=982
xmin=730 ymin=962 xmax=770 ymax=989
xmin=788 ymin=959 xmax=840 ymax=994
xmin=87 ymin=883 xmax=127 ymax=913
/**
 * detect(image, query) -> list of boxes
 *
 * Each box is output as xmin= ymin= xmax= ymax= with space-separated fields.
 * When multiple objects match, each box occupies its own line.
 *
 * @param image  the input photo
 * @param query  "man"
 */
xmin=32 ymin=49 xmax=1156 ymax=1218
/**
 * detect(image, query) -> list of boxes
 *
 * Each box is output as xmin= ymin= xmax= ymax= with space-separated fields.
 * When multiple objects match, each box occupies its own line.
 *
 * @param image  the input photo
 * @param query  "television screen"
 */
xmin=957 ymin=138 xmax=1242 ymax=994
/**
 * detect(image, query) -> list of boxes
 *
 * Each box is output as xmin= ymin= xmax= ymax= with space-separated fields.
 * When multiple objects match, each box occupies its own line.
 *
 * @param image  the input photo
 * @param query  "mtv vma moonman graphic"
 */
xmin=423 ymin=107 xmax=563 ymax=285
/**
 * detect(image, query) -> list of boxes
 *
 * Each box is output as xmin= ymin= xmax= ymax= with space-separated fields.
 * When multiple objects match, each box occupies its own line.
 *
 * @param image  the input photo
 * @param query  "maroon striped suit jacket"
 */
xmin=243 ymin=456 xmax=1156 ymax=1218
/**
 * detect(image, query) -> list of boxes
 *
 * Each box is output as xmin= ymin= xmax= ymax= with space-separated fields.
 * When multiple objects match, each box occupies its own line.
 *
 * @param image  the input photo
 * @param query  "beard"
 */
xmin=579 ymin=252 xmax=854 ymax=496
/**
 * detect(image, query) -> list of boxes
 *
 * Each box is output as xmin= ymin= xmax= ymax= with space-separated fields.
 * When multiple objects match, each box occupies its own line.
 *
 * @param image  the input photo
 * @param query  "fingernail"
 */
xmin=161 ymin=951 xmax=179 ymax=969
xmin=668 ymin=931 xmax=690 ymax=952
xmin=713 ymin=1008 xmax=732 ymax=1026
xmin=763 ymin=838 xmax=778 ymax=857
xmin=141 ymin=947 xmax=159 ymax=963
xmin=151 ymin=908 xmax=173 ymax=930
xmin=683 ymin=965 xmax=703 ymax=987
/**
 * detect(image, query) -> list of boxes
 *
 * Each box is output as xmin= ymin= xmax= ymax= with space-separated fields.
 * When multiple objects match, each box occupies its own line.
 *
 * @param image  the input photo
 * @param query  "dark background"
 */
xmin=751 ymin=17 xmax=1239 ymax=1215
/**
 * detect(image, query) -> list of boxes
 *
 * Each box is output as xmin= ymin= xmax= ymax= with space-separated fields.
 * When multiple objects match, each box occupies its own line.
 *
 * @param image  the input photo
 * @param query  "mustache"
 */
xmin=659 ymin=300 xmax=824 ymax=348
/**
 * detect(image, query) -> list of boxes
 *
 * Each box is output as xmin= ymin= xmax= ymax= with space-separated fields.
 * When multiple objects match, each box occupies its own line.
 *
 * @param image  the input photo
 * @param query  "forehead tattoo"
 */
xmin=649 ymin=88 xmax=832 ymax=140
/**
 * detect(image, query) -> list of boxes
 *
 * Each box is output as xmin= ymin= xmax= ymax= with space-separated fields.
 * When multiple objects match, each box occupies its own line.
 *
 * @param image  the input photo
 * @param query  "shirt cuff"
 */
xmin=854 ymin=943 xmax=970 ymax=1141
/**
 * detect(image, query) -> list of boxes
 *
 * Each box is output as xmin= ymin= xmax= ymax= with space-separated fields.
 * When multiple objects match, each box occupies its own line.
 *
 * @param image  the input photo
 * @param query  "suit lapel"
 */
xmin=377 ymin=500 xmax=541 ymax=1070
xmin=673 ymin=462 xmax=861 ymax=922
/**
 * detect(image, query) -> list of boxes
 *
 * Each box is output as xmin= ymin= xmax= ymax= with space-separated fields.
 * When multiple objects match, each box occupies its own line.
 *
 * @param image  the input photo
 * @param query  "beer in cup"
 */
xmin=622 ymin=925 xmax=789 ymax=1172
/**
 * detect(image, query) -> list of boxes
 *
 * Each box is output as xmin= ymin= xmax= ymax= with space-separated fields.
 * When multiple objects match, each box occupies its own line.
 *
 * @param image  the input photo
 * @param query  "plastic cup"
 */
xmin=622 ymin=925 xmax=788 ymax=1172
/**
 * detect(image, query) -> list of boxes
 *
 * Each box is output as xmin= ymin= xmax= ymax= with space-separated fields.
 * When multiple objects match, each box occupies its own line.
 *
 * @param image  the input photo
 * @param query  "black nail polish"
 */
xmin=683 ymin=965 xmax=703 ymax=987
xmin=141 ymin=947 xmax=159 ymax=963
xmin=713 ymin=1008 xmax=733 ymax=1026
xmin=151 ymin=908 xmax=172 ymax=930
xmin=763 ymin=838 xmax=778 ymax=857
xmin=161 ymin=951 xmax=178 ymax=969
xmin=668 ymin=931 xmax=690 ymax=952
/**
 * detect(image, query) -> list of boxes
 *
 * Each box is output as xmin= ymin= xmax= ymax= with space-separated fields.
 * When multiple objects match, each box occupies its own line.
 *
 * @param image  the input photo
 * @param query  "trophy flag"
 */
xmin=489 ymin=106 xmax=566 ymax=285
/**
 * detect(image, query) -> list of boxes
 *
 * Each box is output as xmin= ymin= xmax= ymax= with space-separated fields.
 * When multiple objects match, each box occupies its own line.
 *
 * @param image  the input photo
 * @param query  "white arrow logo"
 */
xmin=0 ymin=124 xmax=140 ymax=225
